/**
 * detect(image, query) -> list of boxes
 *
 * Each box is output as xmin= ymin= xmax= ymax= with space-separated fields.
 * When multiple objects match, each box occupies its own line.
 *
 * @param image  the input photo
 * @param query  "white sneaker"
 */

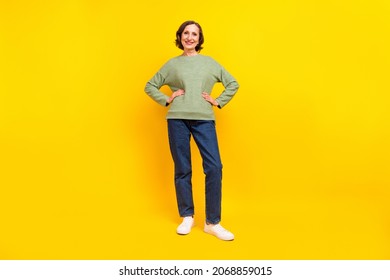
xmin=204 ymin=223 xmax=234 ymax=241
xmin=176 ymin=217 xmax=194 ymax=235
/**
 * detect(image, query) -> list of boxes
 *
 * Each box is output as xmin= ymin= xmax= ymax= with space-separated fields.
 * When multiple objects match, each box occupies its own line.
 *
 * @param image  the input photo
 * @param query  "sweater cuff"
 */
xmin=215 ymin=98 xmax=222 ymax=109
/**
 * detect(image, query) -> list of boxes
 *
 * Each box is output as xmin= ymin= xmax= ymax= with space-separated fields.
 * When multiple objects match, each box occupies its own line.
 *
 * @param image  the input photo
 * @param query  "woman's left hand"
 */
xmin=202 ymin=92 xmax=219 ymax=106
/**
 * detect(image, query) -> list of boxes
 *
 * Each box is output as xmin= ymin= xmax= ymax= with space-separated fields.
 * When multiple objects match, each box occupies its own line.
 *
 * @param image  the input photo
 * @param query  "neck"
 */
xmin=182 ymin=49 xmax=198 ymax=56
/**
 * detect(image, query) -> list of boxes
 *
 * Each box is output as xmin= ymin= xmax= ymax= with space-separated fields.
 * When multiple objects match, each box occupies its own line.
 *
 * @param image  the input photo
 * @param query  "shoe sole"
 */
xmin=204 ymin=228 xmax=234 ymax=241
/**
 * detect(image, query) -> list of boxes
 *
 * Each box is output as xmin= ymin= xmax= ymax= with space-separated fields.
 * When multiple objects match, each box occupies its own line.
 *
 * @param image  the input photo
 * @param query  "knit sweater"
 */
xmin=144 ymin=54 xmax=239 ymax=120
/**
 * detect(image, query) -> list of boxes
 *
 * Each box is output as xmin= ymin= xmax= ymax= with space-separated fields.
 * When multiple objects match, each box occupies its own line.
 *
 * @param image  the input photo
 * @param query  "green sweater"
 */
xmin=144 ymin=54 xmax=239 ymax=120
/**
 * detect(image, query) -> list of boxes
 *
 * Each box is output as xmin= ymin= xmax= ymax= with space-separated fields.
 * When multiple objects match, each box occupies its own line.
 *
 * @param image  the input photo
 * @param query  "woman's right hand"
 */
xmin=167 ymin=89 xmax=185 ymax=104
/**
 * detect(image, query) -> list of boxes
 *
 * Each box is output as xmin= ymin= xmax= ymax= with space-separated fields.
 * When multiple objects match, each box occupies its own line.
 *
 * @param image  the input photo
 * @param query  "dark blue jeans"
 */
xmin=167 ymin=119 xmax=223 ymax=224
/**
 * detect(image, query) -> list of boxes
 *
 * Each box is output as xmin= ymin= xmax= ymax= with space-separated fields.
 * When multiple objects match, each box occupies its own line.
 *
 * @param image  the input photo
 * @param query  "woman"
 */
xmin=144 ymin=20 xmax=239 ymax=241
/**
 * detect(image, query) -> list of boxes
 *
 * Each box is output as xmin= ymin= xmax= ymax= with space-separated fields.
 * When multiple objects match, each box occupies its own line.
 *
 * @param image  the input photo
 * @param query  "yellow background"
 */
xmin=1 ymin=0 xmax=389 ymax=259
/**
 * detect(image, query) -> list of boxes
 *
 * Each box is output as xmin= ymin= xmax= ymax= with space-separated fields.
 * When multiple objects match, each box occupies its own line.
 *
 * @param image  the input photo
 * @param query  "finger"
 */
xmin=174 ymin=90 xmax=184 ymax=96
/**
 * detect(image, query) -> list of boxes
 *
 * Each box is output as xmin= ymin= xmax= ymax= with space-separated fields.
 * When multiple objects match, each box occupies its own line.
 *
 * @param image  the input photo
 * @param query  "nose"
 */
xmin=184 ymin=33 xmax=193 ymax=40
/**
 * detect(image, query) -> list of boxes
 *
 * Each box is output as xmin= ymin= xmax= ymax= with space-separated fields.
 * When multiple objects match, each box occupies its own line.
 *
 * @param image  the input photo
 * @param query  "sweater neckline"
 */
xmin=180 ymin=54 xmax=201 ymax=58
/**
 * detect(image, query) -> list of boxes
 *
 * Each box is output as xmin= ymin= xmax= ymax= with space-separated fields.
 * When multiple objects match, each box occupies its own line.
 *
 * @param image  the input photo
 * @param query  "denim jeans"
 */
xmin=167 ymin=119 xmax=223 ymax=224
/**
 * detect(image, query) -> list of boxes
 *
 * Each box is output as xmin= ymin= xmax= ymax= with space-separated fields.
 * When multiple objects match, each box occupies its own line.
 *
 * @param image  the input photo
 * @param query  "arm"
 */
xmin=145 ymin=71 xmax=185 ymax=106
xmin=144 ymin=72 xmax=170 ymax=106
xmin=214 ymin=66 xmax=239 ymax=108
xmin=202 ymin=63 xmax=239 ymax=108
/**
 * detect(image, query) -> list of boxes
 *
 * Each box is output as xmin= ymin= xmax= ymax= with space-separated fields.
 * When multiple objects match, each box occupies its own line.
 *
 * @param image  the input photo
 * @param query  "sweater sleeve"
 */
xmin=144 ymin=70 xmax=170 ymax=106
xmin=215 ymin=66 xmax=239 ymax=108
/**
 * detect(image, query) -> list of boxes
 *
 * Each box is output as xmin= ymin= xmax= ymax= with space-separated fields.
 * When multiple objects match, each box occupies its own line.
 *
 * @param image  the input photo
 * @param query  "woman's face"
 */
xmin=181 ymin=24 xmax=200 ymax=52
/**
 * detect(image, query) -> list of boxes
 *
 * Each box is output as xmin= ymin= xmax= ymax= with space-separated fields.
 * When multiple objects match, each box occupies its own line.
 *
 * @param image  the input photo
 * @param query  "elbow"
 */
xmin=144 ymin=83 xmax=150 ymax=94
xmin=233 ymin=81 xmax=240 ymax=92
xmin=144 ymin=82 xmax=153 ymax=95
